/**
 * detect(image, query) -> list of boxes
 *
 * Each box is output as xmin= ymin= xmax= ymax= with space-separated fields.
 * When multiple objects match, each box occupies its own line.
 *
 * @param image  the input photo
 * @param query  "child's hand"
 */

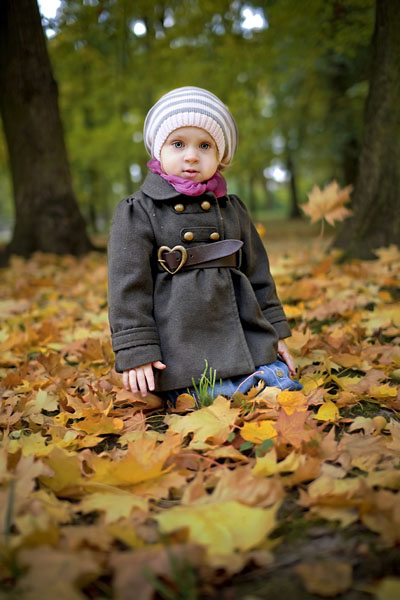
xmin=277 ymin=339 xmax=296 ymax=377
xmin=123 ymin=361 xmax=166 ymax=397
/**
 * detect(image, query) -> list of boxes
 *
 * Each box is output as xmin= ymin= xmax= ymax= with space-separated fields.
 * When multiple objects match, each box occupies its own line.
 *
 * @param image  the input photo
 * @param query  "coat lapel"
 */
xmin=141 ymin=172 xmax=181 ymax=200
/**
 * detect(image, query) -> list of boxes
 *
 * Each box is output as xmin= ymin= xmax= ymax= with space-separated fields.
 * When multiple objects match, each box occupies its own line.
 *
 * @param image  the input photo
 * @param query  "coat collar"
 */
xmin=141 ymin=172 xmax=181 ymax=200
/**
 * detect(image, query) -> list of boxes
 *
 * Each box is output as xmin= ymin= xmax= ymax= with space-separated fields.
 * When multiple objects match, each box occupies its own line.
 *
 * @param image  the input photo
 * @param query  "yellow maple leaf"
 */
xmin=71 ymin=414 xmax=124 ymax=435
xmin=39 ymin=446 xmax=83 ymax=494
xmin=369 ymin=384 xmax=398 ymax=400
xmin=285 ymin=328 xmax=312 ymax=352
xmin=253 ymin=448 xmax=301 ymax=477
xmin=330 ymin=374 xmax=362 ymax=390
xmin=278 ymin=390 xmax=307 ymax=415
xmin=314 ymin=401 xmax=339 ymax=422
xmin=79 ymin=491 xmax=148 ymax=523
xmin=8 ymin=431 xmax=52 ymax=457
xmin=302 ymin=181 xmax=353 ymax=226
xmin=165 ymin=396 xmax=240 ymax=445
xmin=241 ymin=420 xmax=277 ymax=444
xmin=301 ymin=374 xmax=327 ymax=395
xmin=87 ymin=433 xmax=180 ymax=488
xmin=156 ymin=500 xmax=279 ymax=557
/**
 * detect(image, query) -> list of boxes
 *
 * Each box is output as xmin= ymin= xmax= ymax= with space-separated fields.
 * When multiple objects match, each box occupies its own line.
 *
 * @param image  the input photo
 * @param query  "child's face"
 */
xmin=160 ymin=126 xmax=219 ymax=182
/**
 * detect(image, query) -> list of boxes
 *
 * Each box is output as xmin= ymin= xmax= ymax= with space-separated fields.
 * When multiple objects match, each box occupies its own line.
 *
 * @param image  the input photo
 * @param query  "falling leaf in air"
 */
xmin=302 ymin=181 xmax=353 ymax=226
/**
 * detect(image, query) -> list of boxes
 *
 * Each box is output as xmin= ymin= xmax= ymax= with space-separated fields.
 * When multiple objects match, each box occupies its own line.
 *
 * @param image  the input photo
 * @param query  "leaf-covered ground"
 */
xmin=1 ymin=230 xmax=400 ymax=600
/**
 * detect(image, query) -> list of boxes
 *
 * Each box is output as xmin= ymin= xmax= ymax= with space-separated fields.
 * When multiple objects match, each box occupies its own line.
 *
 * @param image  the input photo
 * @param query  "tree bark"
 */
xmin=333 ymin=0 xmax=400 ymax=259
xmin=0 ymin=0 xmax=93 ymax=259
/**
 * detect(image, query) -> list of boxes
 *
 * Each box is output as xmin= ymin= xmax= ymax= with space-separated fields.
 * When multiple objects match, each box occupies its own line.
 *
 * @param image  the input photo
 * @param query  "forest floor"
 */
xmin=1 ymin=219 xmax=400 ymax=600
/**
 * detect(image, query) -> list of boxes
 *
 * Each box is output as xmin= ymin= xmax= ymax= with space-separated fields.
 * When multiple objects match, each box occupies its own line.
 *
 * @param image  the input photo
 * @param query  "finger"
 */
xmin=122 ymin=371 xmax=130 ymax=391
xmin=278 ymin=351 xmax=294 ymax=375
xmin=128 ymin=370 xmax=138 ymax=394
xmin=153 ymin=361 xmax=166 ymax=370
xmin=144 ymin=365 xmax=155 ymax=391
xmin=285 ymin=356 xmax=296 ymax=376
xmin=278 ymin=349 xmax=287 ymax=362
xmin=136 ymin=368 xmax=148 ymax=397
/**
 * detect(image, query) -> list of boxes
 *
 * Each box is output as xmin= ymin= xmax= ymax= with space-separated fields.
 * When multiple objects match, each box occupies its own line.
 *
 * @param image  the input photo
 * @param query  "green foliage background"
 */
xmin=0 ymin=0 xmax=375 ymax=234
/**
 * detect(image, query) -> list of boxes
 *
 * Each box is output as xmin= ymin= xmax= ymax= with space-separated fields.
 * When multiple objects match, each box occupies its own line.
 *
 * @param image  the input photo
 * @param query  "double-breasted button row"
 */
xmin=183 ymin=231 xmax=220 ymax=242
xmin=174 ymin=201 xmax=212 ymax=213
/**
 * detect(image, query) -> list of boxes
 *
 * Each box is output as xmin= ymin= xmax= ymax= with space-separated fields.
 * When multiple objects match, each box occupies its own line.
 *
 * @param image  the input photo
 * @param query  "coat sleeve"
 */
xmin=231 ymin=194 xmax=291 ymax=340
xmin=107 ymin=196 xmax=162 ymax=373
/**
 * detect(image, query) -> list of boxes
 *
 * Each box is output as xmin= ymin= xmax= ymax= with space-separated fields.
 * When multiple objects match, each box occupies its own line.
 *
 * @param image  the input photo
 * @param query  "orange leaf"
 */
xmin=274 ymin=410 xmax=315 ymax=448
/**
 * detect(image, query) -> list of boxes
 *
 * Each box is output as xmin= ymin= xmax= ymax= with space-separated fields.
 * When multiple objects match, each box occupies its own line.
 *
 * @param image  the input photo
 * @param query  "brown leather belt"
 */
xmin=157 ymin=239 xmax=243 ymax=275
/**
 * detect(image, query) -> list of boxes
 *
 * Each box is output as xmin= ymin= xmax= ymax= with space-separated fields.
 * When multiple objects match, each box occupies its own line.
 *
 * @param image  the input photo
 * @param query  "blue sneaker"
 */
xmin=231 ymin=359 xmax=303 ymax=395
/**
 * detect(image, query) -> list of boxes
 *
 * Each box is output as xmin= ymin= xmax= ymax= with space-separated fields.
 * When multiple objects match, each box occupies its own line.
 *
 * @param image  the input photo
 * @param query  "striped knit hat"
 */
xmin=143 ymin=86 xmax=238 ymax=167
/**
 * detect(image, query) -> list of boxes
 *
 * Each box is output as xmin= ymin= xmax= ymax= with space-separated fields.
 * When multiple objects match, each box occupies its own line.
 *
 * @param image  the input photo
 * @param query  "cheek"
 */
xmin=208 ymin=153 xmax=219 ymax=171
xmin=160 ymin=149 xmax=173 ymax=169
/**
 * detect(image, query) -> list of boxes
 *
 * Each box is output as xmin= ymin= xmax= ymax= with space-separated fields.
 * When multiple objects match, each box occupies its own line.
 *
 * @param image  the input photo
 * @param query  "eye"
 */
xmin=200 ymin=142 xmax=210 ymax=150
xmin=172 ymin=141 xmax=183 ymax=149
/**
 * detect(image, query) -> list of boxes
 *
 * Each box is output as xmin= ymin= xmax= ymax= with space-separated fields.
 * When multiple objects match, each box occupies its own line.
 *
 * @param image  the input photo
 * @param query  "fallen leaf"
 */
xmin=241 ymin=420 xmax=277 ymax=443
xmin=274 ymin=409 xmax=316 ymax=448
xmin=156 ymin=500 xmax=280 ymax=558
xmin=314 ymin=401 xmax=340 ymax=422
xmin=277 ymin=390 xmax=307 ymax=414
xmin=78 ymin=491 xmax=148 ymax=523
xmin=164 ymin=396 xmax=240 ymax=445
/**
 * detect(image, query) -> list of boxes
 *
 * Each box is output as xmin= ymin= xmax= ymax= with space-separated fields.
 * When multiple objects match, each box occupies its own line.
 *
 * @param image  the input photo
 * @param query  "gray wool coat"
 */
xmin=107 ymin=172 xmax=291 ymax=392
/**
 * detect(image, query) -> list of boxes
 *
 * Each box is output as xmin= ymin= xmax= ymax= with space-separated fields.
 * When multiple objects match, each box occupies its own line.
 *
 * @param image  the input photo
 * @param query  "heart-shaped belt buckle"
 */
xmin=157 ymin=245 xmax=188 ymax=275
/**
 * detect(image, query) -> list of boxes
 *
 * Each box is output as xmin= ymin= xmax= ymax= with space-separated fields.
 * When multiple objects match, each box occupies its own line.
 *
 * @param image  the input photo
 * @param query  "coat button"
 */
xmin=201 ymin=200 xmax=211 ymax=211
xmin=174 ymin=203 xmax=185 ymax=212
xmin=209 ymin=232 xmax=220 ymax=241
xmin=183 ymin=231 xmax=194 ymax=241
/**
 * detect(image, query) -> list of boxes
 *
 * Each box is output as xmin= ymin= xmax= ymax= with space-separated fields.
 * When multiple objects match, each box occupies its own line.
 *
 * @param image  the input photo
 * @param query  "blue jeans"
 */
xmin=163 ymin=358 xmax=302 ymax=406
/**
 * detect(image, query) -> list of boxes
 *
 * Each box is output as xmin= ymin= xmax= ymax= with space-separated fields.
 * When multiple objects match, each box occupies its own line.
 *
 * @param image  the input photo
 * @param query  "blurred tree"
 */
xmin=0 ymin=0 xmax=92 ymax=259
xmin=257 ymin=0 xmax=374 ymax=185
xmin=0 ymin=0 xmax=379 ymax=232
xmin=333 ymin=0 xmax=400 ymax=258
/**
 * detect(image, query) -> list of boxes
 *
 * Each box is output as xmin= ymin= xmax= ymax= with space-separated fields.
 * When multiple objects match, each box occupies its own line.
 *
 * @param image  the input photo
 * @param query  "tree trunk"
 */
xmin=333 ymin=0 xmax=400 ymax=259
xmin=0 ymin=0 xmax=93 ymax=259
xmin=286 ymin=149 xmax=302 ymax=219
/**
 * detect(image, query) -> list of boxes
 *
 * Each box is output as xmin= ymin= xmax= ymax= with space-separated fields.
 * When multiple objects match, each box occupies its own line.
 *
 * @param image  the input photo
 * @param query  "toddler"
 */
xmin=107 ymin=86 xmax=302 ymax=404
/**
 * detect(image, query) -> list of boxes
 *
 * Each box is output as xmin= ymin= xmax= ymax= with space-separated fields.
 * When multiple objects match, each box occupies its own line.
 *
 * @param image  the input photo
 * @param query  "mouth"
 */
xmin=182 ymin=170 xmax=199 ymax=178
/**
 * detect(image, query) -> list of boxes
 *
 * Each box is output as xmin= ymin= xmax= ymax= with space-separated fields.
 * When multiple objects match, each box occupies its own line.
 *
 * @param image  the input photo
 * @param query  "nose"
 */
xmin=184 ymin=145 xmax=199 ymax=162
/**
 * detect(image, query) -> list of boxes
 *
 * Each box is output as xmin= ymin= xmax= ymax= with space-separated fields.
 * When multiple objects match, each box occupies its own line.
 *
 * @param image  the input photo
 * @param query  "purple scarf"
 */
xmin=147 ymin=158 xmax=227 ymax=198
